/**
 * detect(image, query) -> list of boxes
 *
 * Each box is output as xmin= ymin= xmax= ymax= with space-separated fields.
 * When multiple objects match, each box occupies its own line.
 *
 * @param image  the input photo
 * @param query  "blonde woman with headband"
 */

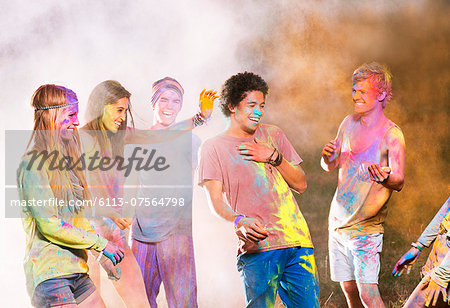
xmin=17 ymin=84 xmax=124 ymax=308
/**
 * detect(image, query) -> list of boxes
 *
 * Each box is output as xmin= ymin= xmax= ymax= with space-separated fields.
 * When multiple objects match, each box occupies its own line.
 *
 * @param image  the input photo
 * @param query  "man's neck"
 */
xmin=224 ymin=120 xmax=255 ymax=138
xmin=357 ymin=108 xmax=387 ymax=128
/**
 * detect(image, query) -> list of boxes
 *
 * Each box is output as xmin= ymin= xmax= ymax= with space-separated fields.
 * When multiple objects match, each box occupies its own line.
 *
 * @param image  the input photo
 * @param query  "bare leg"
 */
xmin=87 ymin=254 xmax=101 ymax=290
xmin=340 ymin=281 xmax=364 ymax=308
xmin=357 ymin=283 xmax=385 ymax=308
xmin=78 ymin=290 xmax=106 ymax=308
xmin=110 ymin=246 xmax=150 ymax=308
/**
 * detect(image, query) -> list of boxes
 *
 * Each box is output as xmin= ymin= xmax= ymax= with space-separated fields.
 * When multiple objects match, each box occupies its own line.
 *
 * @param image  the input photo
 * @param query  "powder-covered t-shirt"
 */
xmin=198 ymin=124 xmax=313 ymax=255
xmin=329 ymin=115 xmax=405 ymax=238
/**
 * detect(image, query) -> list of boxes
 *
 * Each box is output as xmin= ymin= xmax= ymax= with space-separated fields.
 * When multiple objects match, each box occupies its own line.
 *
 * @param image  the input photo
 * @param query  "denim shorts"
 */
xmin=32 ymin=273 xmax=96 ymax=307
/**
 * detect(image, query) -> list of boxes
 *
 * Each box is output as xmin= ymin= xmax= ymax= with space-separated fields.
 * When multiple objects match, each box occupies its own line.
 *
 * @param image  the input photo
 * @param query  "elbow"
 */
xmin=395 ymin=180 xmax=404 ymax=192
xmin=293 ymin=181 xmax=307 ymax=194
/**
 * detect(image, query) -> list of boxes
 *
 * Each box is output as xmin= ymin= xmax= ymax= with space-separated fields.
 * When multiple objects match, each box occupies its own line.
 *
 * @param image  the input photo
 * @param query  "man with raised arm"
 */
xmin=321 ymin=62 xmax=405 ymax=307
xmin=198 ymin=72 xmax=319 ymax=307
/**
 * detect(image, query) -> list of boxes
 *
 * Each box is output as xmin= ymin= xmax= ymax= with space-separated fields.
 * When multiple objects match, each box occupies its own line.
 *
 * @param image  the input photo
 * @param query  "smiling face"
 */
xmin=352 ymin=79 xmax=384 ymax=114
xmin=55 ymin=98 xmax=80 ymax=141
xmin=101 ymin=97 xmax=130 ymax=133
xmin=153 ymin=89 xmax=182 ymax=127
xmin=230 ymin=91 xmax=265 ymax=136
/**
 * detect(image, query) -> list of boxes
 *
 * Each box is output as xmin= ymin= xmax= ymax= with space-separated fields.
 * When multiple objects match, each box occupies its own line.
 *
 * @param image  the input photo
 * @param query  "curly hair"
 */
xmin=220 ymin=72 xmax=269 ymax=117
xmin=352 ymin=62 xmax=393 ymax=108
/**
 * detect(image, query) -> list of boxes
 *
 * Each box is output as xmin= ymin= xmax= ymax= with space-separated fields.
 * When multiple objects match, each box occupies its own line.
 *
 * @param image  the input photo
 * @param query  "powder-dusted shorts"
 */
xmin=329 ymin=232 xmax=383 ymax=284
xmin=32 ymin=273 xmax=96 ymax=308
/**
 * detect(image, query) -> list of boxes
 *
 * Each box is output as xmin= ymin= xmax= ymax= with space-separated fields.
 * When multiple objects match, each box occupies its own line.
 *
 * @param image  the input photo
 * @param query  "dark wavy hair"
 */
xmin=220 ymin=72 xmax=269 ymax=117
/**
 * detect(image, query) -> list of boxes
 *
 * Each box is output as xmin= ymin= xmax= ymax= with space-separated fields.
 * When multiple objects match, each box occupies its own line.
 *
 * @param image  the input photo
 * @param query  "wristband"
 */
xmin=266 ymin=148 xmax=277 ymax=163
xmin=234 ymin=214 xmax=245 ymax=228
xmin=411 ymin=242 xmax=423 ymax=252
xmin=192 ymin=112 xmax=207 ymax=127
xmin=268 ymin=149 xmax=283 ymax=167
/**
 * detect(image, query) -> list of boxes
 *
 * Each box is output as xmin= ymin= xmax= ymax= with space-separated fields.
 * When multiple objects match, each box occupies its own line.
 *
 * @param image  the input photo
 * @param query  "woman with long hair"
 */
xmin=17 ymin=84 xmax=124 ymax=307
xmin=81 ymin=80 xmax=151 ymax=308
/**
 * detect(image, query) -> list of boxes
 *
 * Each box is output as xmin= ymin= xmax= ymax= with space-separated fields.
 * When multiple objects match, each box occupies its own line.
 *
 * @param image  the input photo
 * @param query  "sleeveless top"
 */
xmin=329 ymin=117 xmax=401 ymax=238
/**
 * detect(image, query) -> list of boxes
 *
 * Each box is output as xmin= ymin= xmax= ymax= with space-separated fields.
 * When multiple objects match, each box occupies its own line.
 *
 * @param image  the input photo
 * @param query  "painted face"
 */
xmin=55 ymin=98 xmax=79 ymax=141
xmin=232 ymin=91 xmax=265 ymax=136
xmin=154 ymin=89 xmax=182 ymax=127
xmin=352 ymin=79 xmax=383 ymax=114
xmin=102 ymin=97 xmax=129 ymax=133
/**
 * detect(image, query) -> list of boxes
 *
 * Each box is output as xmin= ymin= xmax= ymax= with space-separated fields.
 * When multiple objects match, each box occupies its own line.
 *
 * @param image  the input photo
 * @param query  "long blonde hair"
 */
xmin=28 ymin=84 xmax=90 ymax=211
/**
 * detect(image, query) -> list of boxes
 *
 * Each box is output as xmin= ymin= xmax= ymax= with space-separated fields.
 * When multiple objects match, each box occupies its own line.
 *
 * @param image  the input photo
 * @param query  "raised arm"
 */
xmin=320 ymin=116 xmax=348 ymax=172
xmin=237 ymin=140 xmax=306 ymax=194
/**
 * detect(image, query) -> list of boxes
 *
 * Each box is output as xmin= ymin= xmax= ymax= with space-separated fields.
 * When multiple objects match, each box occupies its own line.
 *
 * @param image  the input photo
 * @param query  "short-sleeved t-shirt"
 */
xmin=131 ymin=133 xmax=201 ymax=243
xmin=198 ymin=124 xmax=313 ymax=255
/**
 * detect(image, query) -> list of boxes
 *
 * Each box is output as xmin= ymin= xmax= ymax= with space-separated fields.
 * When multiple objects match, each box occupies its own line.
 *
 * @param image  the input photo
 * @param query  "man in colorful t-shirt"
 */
xmin=321 ymin=62 xmax=405 ymax=307
xmin=198 ymin=72 xmax=319 ymax=307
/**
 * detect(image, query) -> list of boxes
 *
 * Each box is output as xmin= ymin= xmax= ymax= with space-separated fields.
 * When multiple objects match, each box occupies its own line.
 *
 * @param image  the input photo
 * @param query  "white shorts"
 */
xmin=329 ymin=231 xmax=383 ymax=284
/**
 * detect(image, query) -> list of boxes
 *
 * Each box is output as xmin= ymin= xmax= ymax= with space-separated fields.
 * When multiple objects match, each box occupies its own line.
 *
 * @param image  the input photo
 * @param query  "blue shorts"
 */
xmin=237 ymin=247 xmax=319 ymax=308
xmin=32 ymin=273 xmax=96 ymax=307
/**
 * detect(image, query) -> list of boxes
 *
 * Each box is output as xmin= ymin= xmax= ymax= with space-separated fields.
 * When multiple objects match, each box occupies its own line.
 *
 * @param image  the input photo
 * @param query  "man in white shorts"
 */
xmin=321 ymin=62 xmax=405 ymax=307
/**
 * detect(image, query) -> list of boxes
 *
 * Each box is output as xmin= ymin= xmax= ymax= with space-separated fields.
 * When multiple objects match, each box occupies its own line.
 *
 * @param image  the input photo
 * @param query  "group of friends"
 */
xmin=16 ymin=62 xmax=449 ymax=308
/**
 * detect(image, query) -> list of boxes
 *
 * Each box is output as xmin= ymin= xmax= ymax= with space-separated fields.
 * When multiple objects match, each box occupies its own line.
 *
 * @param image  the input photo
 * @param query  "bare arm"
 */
xmin=237 ymin=139 xmax=306 ymax=194
xmin=321 ymin=116 xmax=348 ymax=172
xmin=273 ymin=154 xmax=307 ymax=194
xmin=202 ymin=179 xmax=268 ymax=242
xmin=162 ymin=89 xmax=219 ymax=131
xmin=368 ymin=127 xmax=405 ymax=191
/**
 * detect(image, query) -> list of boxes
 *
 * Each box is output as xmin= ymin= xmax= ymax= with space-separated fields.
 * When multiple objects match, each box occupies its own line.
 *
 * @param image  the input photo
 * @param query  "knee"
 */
xmin=357 ymin=283 xmax=383 ymax=306
xmin=340 ymin=281 xmax=359 ymax=297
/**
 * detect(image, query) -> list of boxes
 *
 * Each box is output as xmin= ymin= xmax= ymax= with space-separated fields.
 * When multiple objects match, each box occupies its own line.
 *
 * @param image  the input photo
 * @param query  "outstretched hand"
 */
xmin=392 ymin=247 xmax=421 ymax=276
xmin=422 ymin=275 xmax=448 ymax=307
xmin=199 ymin=89 xmax=219 ymax=119
xmin=368 ymin=164 xmax=391 ymax=183
xmin=99 ymin=255 xmax=122 ymax=281
xmin=235 ymin=217 xmax=268 ymax=243
xmin=111 ymin=217 xmax=132 ymax=230
xmin=237 ymin=139 xmax=276 ymax=163
xmin=103 ymin=241 xmax=125 ymax=266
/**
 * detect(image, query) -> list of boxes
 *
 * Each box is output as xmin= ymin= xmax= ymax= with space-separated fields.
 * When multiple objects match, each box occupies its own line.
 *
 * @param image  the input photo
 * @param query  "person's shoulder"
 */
xmin=384 ymin=119 xmax=405 ymax=145
xmin=17 ymin=150 xmax=49 ymax=183
xmin=78 ymin=129 xmax=98 ymax=153
xmin=259 ymin=123 xmax=285 ymax=137
xmin=200 ymin=134 xmax=223 ymax=150
xmin=340 ymin=114 xmax=356 ymax=129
